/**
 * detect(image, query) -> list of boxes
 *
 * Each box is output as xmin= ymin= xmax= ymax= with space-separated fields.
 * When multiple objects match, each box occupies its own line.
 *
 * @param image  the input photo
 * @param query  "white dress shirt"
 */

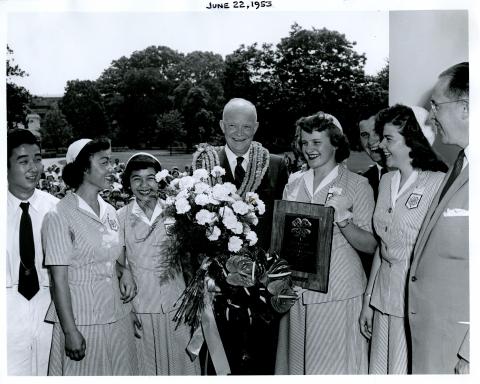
xmin=7 ymin=189 xmax=59 ymax=287
xmin=462 ymin=145 xmax=469 ymax=171
xmin=224 ymin=144 xmax=251 ymax=179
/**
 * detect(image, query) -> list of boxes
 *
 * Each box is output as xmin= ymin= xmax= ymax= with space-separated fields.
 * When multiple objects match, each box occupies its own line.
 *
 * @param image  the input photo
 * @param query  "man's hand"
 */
xmin=455 ymin=357 xmax=469 ymax=374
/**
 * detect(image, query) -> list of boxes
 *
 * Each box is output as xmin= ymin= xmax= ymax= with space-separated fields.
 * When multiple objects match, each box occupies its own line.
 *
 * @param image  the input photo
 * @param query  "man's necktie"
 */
xmin=234 ymin=157 xmax=245 ymax=189
xmin=18 ymin=202 xmax=39 ymax=300
xmin=438 ymin=149 xmax=465 ymax=203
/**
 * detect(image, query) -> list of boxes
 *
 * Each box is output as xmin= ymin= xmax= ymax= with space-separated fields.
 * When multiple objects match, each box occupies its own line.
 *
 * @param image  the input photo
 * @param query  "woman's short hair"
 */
xmin=121 ymin=154 xmax=162 ymax=194
xmin=375 ymin=104 xmax=447 ymax=172
xmin=62 ymin=138 xmax=111 ymax=189
xmin=294 ymin=111 xmax=350 ymax=164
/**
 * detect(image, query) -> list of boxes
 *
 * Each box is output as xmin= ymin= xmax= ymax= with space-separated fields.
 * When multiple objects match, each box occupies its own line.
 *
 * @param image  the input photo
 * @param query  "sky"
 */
xmin=6 ymin=10 xmax=388 ymax=96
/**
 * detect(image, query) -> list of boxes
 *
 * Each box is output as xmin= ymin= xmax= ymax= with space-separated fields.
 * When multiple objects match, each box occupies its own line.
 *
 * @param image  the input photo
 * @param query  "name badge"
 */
xmin=107 ymin=214 xmax=119 ymax=231
xmin=326 ymin=186 xmax=342 ymax=202
xmin=405 ymin=187 xmax=424 ymax=210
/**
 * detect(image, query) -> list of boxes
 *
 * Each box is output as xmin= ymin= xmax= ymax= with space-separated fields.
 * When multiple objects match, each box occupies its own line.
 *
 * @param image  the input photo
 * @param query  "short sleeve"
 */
xmin=282 ymin=173 xmax=303 ymax=201
xmin=352 ymin=178 xmax=375 ymax=232
xmin=42 ymin=208 xmax=73 ymax=266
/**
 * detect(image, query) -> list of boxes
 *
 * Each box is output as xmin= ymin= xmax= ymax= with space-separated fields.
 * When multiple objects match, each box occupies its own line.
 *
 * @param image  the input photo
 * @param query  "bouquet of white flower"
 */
xmin=157 ymin=167 xmax=294 ymax=334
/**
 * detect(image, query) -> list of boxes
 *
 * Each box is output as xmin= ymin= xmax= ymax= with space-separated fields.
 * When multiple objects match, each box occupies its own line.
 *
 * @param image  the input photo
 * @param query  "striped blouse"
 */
xmin=42 ymin=192 xmax=131 ymax=325
xmin=117 ymin=200 xmax=185 ymax=314
xmin=370 ymin=170 xmax=445 ymax=317
xmin=283 ymin=164 xmax=374 ymax=304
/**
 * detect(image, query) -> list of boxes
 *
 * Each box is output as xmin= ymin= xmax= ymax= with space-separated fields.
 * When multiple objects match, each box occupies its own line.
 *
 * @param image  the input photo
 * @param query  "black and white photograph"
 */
xmin=1 ymin=0 xmax=476 ymax=381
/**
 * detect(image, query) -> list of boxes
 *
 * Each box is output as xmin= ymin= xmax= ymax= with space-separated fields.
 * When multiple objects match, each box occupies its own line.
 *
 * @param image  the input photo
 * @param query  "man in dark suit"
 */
xmin=408 ymin=62 xmax=469 ymax=374
xmin=203 ymin=98 xmax=288 ymax=375
xmin=358 ymin=114 xmax=387 ymax=200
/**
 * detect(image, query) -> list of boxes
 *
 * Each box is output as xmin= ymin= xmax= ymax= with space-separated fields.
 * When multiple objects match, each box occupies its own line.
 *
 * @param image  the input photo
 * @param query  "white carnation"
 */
xmin=245 ymin=231 xmax=258 ymax=246
xmin=196 ymin=209 xmax=217 ymax=225
xmin=194 ymin=193 xmax=211 ymax=206
xmin=155 ymin=169 xmax=169 ymax=182
xmin=178 ymin=176 xmax=196 ymax=190
xmin=208 ymin=195 xmax=221 ymax=205
xmin=165 ymin=196 xmax=176 ymax=205
xmin=228 ymin=236 xmax=243 ymax=253
xmin=175 ymin=189 xmax=189 ymax=201
xmin=256 ymin=200 xmax=266 ymax=215
xmin=170 ymin=178 xmax=180 ymax=188
xmin=175 ymin=197 xmax=191 ymax=214
xmin=245 ymin=212 xmax=259 ymax=226
xmin=192 ymin=168 xmax=209 ymax=181
xmin=222 ymin=182 xmax=237 ymax=195
xmin=219 ymin=206 xmax=235 ymax=220
xmin=231 ymin=222 xmax=243 ymax=235
xmin=194 ymin=182 xmax=210 ymax=195
xmin=207 ymin=225 xmax=221 ymax=241
xmin=223 ymin=214 xmax=239 ymax=231
xmin=246 ymin=192 xmax=260 ymax=204
xmin=232 ymin=201 xmax=250 ymax=215
xmin=212 ymin=183 xmax=233 ymax=202
xmin=211 ymin=166 xmax=226 ymax=177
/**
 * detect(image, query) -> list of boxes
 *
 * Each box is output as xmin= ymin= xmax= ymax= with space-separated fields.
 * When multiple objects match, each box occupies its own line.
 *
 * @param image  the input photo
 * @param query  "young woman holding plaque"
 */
xmin=359 ymin=105 xmax=447 ymax=374
xmin=42 ymin=138 xmax=138 ymax=375
xmin=118 ymin=153 xmax=200 ymax=375
xmin=275 ymin=112 xmax=377 ymax=374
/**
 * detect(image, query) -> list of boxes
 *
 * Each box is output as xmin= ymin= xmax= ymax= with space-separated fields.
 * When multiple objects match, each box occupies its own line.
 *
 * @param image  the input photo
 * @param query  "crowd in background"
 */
xmin=37 ymin=160 xmax=198 ymax=208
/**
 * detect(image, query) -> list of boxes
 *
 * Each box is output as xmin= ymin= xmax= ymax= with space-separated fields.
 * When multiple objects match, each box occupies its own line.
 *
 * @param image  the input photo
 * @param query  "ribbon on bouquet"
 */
xmin=186 ymin=299 xmax=231 ymax=375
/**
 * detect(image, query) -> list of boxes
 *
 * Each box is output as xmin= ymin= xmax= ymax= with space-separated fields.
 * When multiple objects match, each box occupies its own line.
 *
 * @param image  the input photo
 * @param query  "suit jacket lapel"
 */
xmin=218 ymin=148 xmax=235 ymax=184
xmin=368 ymin=166 xmax=379 ymax=185
xmin=413 ymin=165 xmax=469 ymax=267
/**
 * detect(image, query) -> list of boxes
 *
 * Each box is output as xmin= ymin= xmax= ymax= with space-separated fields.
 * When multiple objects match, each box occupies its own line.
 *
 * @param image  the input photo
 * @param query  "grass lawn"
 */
xmin=43 ymin=149 xmax=374 ymax=174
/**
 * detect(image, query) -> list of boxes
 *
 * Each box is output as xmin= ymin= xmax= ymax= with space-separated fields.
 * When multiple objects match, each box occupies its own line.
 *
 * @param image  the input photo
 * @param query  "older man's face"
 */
xmin=220 ymin=105 xmax=258 ymax=156
xmin=359 ymin=116 xmax=383 ymax=164
xmin=429 ymin=77 xmax=469 ymax=147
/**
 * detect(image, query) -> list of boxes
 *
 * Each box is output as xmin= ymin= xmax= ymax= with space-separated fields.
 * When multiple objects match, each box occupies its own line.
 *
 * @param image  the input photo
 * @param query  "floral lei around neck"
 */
xmin=192 ymin=141 xmax=270 ymax=197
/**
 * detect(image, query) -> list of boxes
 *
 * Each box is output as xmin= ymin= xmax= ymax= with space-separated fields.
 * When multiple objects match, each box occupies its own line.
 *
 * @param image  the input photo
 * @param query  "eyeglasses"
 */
xmin=430 ymin=99 xmax=468 ymax=113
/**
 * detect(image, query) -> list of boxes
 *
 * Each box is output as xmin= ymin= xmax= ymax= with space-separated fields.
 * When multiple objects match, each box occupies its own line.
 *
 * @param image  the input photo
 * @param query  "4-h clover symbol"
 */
xmin=291 ymin=217 xmax=312 ymax=240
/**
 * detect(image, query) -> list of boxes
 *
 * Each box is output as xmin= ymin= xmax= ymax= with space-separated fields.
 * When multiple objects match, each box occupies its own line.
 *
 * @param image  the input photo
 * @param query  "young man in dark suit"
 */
xmin=358 ymin=114 xmax=387 ymax=200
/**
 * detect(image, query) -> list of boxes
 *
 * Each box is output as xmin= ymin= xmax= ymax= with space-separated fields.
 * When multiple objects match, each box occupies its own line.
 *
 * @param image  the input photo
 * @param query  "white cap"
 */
xmin=324 ymin=113 xmax=343 ymax=132
xmin=66 ymin=139 xmax=92 ymax=164
xmin=125 ymin=152 xmax=161 ymax=168
xmin=410 ymin=106 xmax=436 ymax=146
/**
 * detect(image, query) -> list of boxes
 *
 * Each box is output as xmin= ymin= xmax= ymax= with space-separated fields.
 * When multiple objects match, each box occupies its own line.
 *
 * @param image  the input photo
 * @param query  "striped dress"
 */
xmin=42 ymin=192 xmax=138 ymax=375
xmin=118 ymin=200 xmax=200 ymax=375
xmin=369 ymin=170 xmax=444 ymax=374
xmin=276 ymin=165 xmax=373 ymax=374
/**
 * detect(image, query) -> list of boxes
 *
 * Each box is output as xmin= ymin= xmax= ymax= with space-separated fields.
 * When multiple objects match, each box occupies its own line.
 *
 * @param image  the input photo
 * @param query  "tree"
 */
xmin=97 ymin=46 xmax=185 ymax=147
xmin=39 ymin=106 xmax=73 ymax=150
xmin=6 ymin=45 xmax=32 ymax=130
xmin=223 ymin=24 xmax=389 ymax=150
xmin=60 ymin=80 xmax=109 ymax=139
xmin=155 ymin=110 xmax=186 ymax=147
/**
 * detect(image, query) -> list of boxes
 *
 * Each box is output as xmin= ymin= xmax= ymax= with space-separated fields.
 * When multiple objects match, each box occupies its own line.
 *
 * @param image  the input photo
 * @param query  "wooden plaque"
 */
xmin=270 ymin=200 xmax=334 ymax=293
